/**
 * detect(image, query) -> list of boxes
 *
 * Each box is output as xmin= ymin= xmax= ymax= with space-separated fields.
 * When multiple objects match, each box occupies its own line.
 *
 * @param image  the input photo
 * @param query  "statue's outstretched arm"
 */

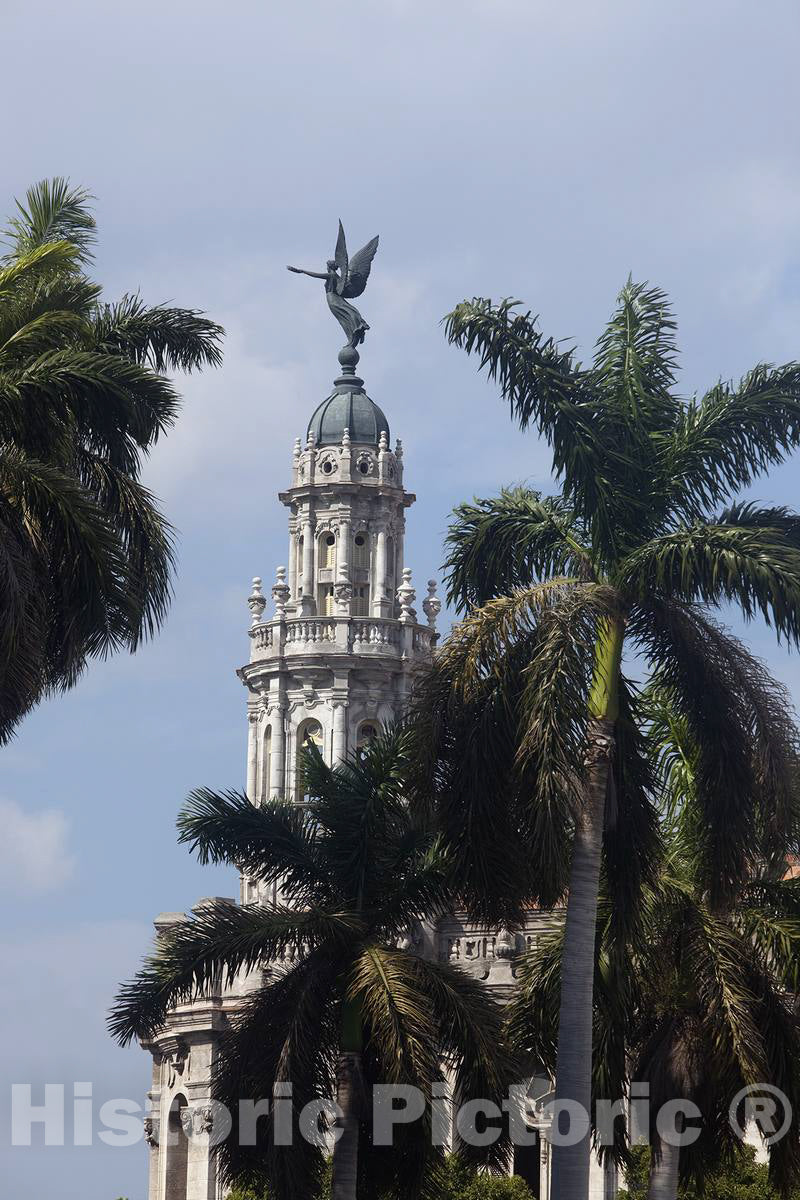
xmin=287 ymin=265 xmax=328 ymax=279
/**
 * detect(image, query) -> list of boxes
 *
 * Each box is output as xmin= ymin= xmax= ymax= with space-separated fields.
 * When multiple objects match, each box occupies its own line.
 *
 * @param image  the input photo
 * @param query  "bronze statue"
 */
xmin=288 ymin=221 xmax=379 ymax=349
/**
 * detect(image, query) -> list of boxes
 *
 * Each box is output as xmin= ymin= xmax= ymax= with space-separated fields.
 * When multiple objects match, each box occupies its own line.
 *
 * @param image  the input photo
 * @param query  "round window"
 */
xmin=321 ymin=459 xmax=334 ymax=475
xmin=359 ymin=460 xmax=369 ymax=475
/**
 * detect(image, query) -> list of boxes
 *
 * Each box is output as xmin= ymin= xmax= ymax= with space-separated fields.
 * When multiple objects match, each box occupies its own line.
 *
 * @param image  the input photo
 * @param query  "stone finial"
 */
xmin=271 ymin=566 xmax=290 ymax=617
xmin=306 ymin=428 xmax=317 ymax=451
xmin=397 ymin=567 xmax=417 ymax=622
xmin=422 ymin=579 xmax=441 ymax=630
xmin=342 ymin=426 xmax=351 ymax=448
xmin=395 ymin=438 xmax=403 ymax=460
xmin=247 ymin=576 xmax=267 ymax=626
xmin=495 ymin=926 xmax=516 ymax=960
xmin=379 ymin=429 xmax=389 ymax=452
xmin=293 ymin=436 xmax=302 ymax=462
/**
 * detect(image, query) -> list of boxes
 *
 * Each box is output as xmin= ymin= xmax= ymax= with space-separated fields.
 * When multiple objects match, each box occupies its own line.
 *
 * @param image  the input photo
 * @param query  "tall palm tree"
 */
xmin=0 ymin=178 xmax=223 ymax=741
xmin=109 ymin=730 xmax=517 ymax=1200
xmin=507 ymin=689 xmax=800 ymax=1200
xmin=412 ymin=281 xmax=800 ymax=1200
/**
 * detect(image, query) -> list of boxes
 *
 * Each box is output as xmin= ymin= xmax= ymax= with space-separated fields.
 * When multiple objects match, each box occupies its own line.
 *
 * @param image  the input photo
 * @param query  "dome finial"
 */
xmin=333 ymin=344 xmax=364 ymax=393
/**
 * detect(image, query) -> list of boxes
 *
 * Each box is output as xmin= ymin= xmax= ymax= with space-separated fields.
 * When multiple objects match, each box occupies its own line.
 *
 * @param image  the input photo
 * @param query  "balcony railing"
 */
xmin=249 ymin=615 xmax=433 ymax=663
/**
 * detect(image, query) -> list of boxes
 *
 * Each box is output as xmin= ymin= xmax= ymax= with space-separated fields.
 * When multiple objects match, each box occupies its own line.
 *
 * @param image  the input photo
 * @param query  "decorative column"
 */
xmin=331 ymin=699 xmax=348 ymax=765
xmin=338 ymin=517 xmax=351 ymax=581
xmin=287 ymin=525 xmax=298 ymax=603
xmin=269 ymin=705 xmax=286 ymax=798
xmin=300 ymin=515 xmax=315 ymax=615
xmin=373 ymin=527 xmax=390 ymax=617
xmin=246 ymin=712 xmax=258 ymax=801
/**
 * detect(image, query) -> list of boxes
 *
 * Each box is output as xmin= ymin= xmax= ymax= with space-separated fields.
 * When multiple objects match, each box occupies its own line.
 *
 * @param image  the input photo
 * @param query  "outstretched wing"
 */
xmin=342 ymin=234 xmax=379 ymax=298
xmin=334 ymin=220 xmax=348 ymax=295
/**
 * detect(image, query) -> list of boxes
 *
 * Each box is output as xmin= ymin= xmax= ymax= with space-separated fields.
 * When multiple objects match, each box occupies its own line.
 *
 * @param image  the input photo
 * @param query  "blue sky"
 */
xmin=3 ymin=1 xmax=800 ymax=1195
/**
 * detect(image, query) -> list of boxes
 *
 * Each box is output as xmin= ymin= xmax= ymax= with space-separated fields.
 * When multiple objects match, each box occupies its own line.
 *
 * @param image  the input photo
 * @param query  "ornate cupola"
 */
xmin=236 ymin=344 xmax=441 ymax=882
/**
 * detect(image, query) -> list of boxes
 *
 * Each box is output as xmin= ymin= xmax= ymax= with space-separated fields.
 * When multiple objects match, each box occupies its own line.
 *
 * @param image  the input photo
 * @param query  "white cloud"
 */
xmin=0 ymin=798 xmax=75 ymax=892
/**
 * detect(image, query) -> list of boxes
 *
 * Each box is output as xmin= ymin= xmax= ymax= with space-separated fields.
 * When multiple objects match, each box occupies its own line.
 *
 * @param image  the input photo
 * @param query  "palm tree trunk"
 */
xmin=550 ymin=614 xmax=624 ymax=1200
xmin=331 ymin=1050 xmax=362 ymax=1200
xmin=331 ymin=993 xmax=363 ymax=1200
xmin=548 ymin=715 xmax=614 ymax=1200
xmin=647 ymin=1137 xmax=680 ymax=1200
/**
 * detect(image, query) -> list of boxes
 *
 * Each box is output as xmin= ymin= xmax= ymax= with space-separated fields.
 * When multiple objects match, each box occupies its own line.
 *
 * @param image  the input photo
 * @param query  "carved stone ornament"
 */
xmin=318 ymin=450 xmax=339 ymax=478
xmin=143 ymin=1116 xmax=159 ymax=1148
xmin=422 ymin=579 xmax=441 ymax=630
xmin=165 ymin=1040 xmax=189 ymax=1088
xmin=334 ymin=580 xmax=352 ymax=614
xmin=396 ymin=567 xmax=417 ymax=622
xmin=247 ymin=577 xmax=267 ymax=626
xmin=271 ymin=566 xmax=290 ymax=617
xmin=180 ymin=1105 xmax=214 ymax=1137
xmin=356 ymin=451 xmax=375 ymax=476
xmin=495 ymin=926 xmax=516 ymax=960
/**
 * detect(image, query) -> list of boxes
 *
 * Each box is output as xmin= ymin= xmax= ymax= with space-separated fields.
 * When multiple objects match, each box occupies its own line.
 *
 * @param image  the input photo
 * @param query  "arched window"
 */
xmin=296 ymin=720 xmax=323 ymax=804
xmin=297 ymin=535 xmax=304 ymax=585
xmin=356 ymin=721 xmax=380 ymax=760
xmin=319 ymin=532 xmax=336 ymax=571
xmin=353 ymin=531 xmax=369 ymax=570
xmin=165 ymin=1094 xmax=189 ymax=1200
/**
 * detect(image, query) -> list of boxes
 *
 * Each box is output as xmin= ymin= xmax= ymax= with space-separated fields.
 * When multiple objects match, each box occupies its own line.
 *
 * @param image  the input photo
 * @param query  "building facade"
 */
xmin=138 ymin=361 xmax=616 ymax=1200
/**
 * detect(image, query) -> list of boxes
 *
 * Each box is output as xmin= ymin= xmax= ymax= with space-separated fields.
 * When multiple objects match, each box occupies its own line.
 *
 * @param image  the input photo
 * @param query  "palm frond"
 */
xmin=591 ymin=278 xmax=680 ymax=431
xmin=2 ymin=179 xmax=95 ymax=262
xmin=89 ymin=294 xmax=224 ymax=372
xmin=444 ymin=487 xmax=594 ymax=612
xmin=621 ymin=518 xmax=800 ymax=644
xmin=177 ymin=788 xmax=339 ymax=907
xmin=631 ymin=601 xmax=800 ymax=900
xmin=212 ymin=948 xmax=341 ymax=1200
xmin=108 ymin=903 xmax=359 ymax=1045
xmin=665 ymin=362 xmax=800 ymax=515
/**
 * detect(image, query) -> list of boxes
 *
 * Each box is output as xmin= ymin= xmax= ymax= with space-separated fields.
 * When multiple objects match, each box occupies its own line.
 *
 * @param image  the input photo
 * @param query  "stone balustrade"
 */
xmin=249 ymin=614 xmax=433 ymax=662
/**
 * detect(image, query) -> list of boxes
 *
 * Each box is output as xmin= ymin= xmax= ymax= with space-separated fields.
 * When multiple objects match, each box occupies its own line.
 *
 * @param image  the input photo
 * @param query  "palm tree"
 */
xmin=0 ymin=178 xmax=223 ymax=741
xmin=412 ymin=282 xmax=800 ymax=1199
xmin=109 ymin=730 xmax=516 ymax=1200
xmin=507 ymin=689 xmax=800 ymax=1200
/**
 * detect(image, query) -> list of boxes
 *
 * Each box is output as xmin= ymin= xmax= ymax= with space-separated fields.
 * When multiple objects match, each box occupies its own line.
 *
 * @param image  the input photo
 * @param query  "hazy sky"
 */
xmin=3 ymin=1 xmax=800 ymax=1196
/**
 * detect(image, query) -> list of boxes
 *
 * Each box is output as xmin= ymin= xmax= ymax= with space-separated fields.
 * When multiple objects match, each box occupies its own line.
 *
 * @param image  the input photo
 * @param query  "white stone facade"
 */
xmin=139 ymin=387 xmax=617 ymax=1200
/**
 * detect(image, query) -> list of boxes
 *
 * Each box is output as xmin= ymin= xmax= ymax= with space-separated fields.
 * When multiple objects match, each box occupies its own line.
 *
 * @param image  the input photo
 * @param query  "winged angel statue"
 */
xmin=288 ymin=221 xmax=379 ymax=349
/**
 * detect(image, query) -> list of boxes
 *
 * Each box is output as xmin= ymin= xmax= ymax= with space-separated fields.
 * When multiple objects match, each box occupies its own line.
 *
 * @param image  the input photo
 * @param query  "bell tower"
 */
xmin=236 ymin=347 xmax=441 ymax=898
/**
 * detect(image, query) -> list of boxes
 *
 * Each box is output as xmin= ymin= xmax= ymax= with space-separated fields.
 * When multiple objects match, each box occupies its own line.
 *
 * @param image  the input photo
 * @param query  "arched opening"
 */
xmin=356 ymin=721 xmax=380 ymax=761
xmin=353 ymin=531 xmax=369 ymax=570
xmin=296 ymin=720 xmax=324 ymax=804
xmin=319 ymin=532 xmax=336 ymax=570
xmin=165 ymin=1093 xmax=189 ymax=1200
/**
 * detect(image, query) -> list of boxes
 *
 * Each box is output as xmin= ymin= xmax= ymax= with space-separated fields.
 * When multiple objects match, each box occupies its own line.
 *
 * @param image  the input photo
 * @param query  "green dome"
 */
xmin=307 ymin=388 xmax=390 ymax=447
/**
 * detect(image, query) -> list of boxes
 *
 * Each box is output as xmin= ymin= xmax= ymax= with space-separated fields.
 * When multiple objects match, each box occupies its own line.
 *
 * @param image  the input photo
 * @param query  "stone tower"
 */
xmin=238 ymin=349 xmax=439 ymax=862
xmin=139 ymin=358 xmax=441 ymax=1200
xmin=136 ymin=355 xmax=615 ymax=1200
